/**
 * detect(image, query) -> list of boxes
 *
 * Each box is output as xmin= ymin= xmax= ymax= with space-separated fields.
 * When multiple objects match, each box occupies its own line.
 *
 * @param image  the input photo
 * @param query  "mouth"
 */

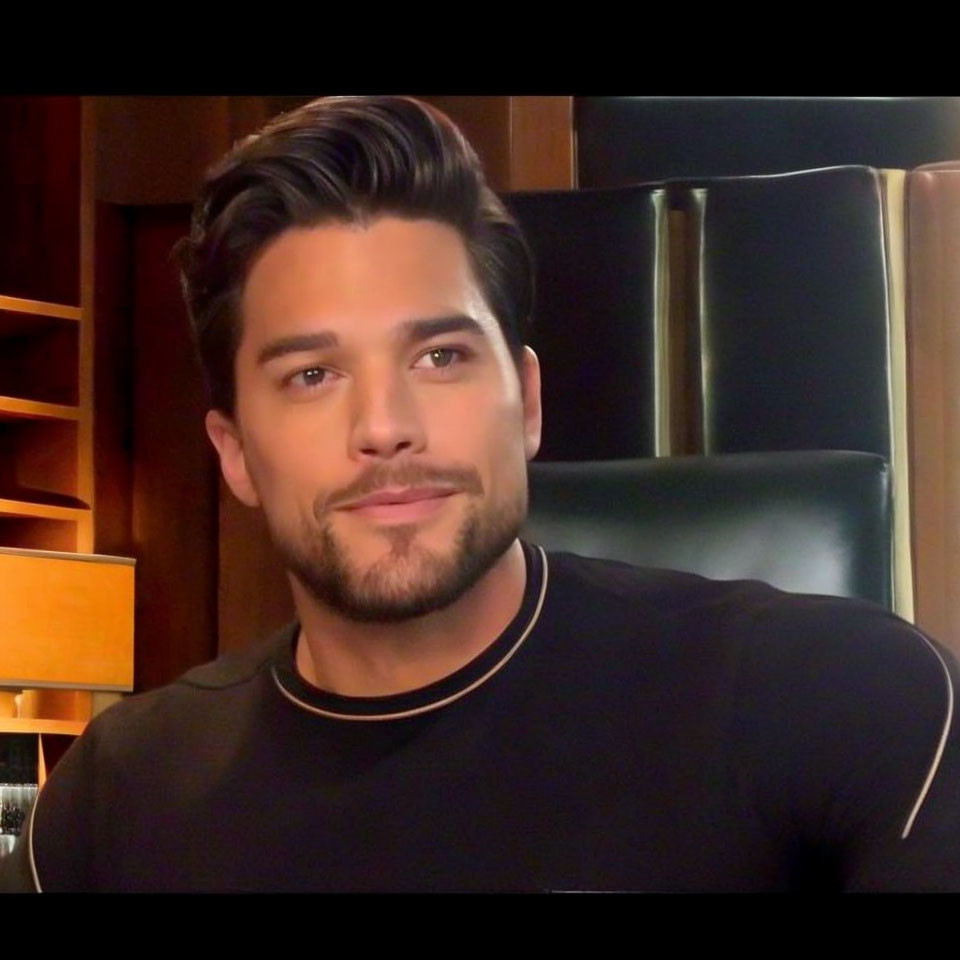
xmin=338 ymin=487 xmax=460 ymax=524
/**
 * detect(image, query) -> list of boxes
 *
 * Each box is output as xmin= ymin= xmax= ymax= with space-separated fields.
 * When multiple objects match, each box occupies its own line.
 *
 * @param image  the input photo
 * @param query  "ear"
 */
xmin=205 ymin=409 xmax=261 ymax=508
xmin=519 ymin=346 xmax=542 ymax=461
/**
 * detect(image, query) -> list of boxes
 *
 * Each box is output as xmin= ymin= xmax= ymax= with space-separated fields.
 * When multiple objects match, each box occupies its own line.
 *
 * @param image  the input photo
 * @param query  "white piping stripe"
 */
xmin=27 ymin=788 xmax=42 ymax=893
xmin=901 ymin=630 xmax=954 ymax=839
xmin=273 ymin=546 xmax=550 ymax=722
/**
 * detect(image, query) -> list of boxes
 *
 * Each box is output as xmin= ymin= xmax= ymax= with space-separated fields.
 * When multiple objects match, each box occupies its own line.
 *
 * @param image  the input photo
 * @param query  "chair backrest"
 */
xmin=688 ymin=166 xmax=895 ymax=460
xmin=524 ymin=451 xmax=892 ymax=607
xmin=505 ymin=185 xmax=667 ymax=460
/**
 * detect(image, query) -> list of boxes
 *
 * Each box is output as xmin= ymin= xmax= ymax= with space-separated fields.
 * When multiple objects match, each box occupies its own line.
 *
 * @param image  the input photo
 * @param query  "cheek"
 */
xmin=460 ymin=399 xmax=529 ymax=493
xmin=236 ymin=364 xmax=330 ymax=473
xmin=242 ymin=422 xmax=325 ymax=508
xmin=433 ymin=386 xmax=524 ymax=449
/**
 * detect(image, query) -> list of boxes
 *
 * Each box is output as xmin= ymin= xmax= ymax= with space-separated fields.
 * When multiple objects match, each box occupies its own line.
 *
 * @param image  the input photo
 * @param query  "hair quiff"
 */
xmin=178 ymin=96 xmax=534 ymax=415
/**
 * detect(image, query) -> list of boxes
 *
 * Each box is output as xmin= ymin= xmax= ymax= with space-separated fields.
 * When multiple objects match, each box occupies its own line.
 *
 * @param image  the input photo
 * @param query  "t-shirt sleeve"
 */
xmin=22 ymin=712 xmax=114 ymax=892
xmin=0 ymin=719 xmax=109 ymax=893
xmin=730 ymin=595 xmax=960 ymax=891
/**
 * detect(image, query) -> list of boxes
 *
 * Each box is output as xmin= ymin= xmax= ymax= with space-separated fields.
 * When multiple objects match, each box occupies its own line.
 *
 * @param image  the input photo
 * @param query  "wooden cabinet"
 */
xmin=0 ymin=98 xmax=132 ymax=831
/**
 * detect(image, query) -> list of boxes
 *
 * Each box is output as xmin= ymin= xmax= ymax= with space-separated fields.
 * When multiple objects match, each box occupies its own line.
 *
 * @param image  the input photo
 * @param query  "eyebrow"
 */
xmin=257 ymin=331 xmax=339 ymax=365
xmin=399 ymin=314 xmax=486 ymax=344
xmin=256 ymin=314 xmax=486 ymax=366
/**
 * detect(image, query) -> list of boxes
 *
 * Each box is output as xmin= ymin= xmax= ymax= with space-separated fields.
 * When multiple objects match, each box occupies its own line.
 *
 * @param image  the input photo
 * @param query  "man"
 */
xmin=3 ymin=96 xmax=958 ymax=891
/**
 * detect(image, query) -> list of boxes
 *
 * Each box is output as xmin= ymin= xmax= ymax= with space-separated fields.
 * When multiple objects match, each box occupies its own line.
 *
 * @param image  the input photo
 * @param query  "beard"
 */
xmin=269 ymin=463 xmax=527 ymax=624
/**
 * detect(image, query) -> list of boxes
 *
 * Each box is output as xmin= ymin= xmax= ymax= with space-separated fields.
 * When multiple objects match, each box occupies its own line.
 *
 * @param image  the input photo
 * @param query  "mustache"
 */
xmin=314 ymin=463 xmax=485 ymax=517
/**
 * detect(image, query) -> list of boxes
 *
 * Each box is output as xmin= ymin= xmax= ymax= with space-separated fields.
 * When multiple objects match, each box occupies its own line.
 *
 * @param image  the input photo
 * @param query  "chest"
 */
xmin=98 ymin=682 xmax=784 ymax=892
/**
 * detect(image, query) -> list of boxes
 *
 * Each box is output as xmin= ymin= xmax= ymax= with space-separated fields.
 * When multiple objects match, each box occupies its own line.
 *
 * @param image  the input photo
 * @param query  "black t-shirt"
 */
xmin=4 ymin=542 xmax=959 ymax=891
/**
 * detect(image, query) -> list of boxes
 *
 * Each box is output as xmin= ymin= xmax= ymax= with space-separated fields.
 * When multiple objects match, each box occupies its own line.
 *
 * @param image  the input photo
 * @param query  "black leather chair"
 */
xmin=685 ymin=166 xmax=894 ymax=460
xmin=504 ymin=186 xmax=666 ymax=461
xmin=524 ymin=450 xmax=892 ymax=608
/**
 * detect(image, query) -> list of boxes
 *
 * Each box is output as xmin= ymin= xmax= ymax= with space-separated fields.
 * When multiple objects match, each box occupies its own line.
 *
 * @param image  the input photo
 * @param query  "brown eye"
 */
xmin=287 ymin=366 xmax=335 ymax=390
xmin=300 ymin=367 xmax=327 ymax=385
xmin=428 ymin=349 xmax=456 ymax=368
xmin=414 ymin=347 xmax=465 ymax=370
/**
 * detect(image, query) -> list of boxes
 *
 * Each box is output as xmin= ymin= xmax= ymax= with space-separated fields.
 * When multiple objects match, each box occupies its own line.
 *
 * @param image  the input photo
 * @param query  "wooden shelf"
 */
xmin=0 ymin=298 xmax=81 ymax=342
xmin=0 ymin=718 xmax=86 ymax=736
xmin=0 ymin=395 xmax=79 ymax=423
xmin=0 ymin=295 xmax=81 ymax=322
xmin=0 ymin=496 xmax=89 ymax=523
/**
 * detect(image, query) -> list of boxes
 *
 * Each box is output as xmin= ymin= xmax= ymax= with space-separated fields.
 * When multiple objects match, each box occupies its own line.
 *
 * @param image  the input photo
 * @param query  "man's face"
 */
xmin=207 ymin=216 xmax=541 ymax=622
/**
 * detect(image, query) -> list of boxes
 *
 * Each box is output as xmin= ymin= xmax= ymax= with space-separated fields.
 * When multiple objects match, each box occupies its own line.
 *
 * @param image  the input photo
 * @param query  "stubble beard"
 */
xmin=274 ymin=482 xmax=527 ymax=624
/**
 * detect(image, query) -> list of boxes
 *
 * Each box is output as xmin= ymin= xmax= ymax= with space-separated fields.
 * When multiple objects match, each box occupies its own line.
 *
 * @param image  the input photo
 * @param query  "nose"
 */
xmin=347 ymin=366 xmax=427 ymax=460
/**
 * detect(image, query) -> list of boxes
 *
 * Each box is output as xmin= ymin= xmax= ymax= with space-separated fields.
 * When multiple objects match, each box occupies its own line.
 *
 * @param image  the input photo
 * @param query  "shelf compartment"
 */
xmin=0 ymin=417 xmax=79 ymax=507
xmin=0 ymin=323 xmax=78 ymax=406
xmin=0 ymin=97 xmax=80 ymax=306
xmin=0 ymin=297 xmax=80 ymax=339
xmin=0 ymin=518 xmax=79 ymax=552
xmin=0 ymin=732 xmax=38 ymax=783
xmin=0 ymin=728 xmax=79 ymax=788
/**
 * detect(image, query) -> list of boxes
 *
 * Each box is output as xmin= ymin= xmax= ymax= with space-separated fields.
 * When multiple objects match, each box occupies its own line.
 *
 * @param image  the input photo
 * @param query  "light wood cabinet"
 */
xmin=0 ymin=98 xmax=133 ymax=829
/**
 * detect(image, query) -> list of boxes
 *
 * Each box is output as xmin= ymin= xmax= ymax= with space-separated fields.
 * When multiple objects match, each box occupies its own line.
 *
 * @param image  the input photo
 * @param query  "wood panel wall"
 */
xmin=128 ymin=207 xmax=219 ymax=688
xmin=907 ymin=166 xmax=960 ymax=653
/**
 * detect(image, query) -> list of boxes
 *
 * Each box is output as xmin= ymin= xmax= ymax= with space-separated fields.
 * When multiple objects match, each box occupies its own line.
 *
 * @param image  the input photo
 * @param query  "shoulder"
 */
xmin=178 ymin=623 xmax=295 ymax=690
xmin=727 ymin=587 xmax=953 ymax=711
xmin=718 ymin=587 xmax=957 ymax=879
xmin=51 ymin=621 xmax=292 ymax=763
xmin=70 ymin=625 xmax=299 ymax=785
xmin=81 ymin=622 xmax=293 ymax=749
xmin=736 ymin=592 xmax=955 ymax=794
xmin=28 ymin=624 xmax=296 ymax=891
xmin=544 ymin=545 xmax=948 ymax=671
xmin=540 ymin=544 xmax=953 ymax=750
xmin=540 ymin=545 xmax=789 ymax=638
xmin=542 ymin=546 xmax=725 ymax=602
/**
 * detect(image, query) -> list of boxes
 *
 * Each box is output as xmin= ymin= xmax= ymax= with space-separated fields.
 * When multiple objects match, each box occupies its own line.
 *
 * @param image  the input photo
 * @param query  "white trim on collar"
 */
xmin=272 ymin=546 xmax=549 ymax=722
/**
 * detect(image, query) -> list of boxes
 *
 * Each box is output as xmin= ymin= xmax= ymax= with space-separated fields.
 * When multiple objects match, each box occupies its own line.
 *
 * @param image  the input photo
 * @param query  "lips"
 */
xmin=336 ymin=487 xmax=460 ymax=525
xmin=342 ymin=487 xmax=458 ymax=510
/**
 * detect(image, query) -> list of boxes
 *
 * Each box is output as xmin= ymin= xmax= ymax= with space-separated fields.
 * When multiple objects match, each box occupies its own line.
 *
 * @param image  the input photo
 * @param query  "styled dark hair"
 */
xmin=178 ymin=96 xmax=534 ymax=415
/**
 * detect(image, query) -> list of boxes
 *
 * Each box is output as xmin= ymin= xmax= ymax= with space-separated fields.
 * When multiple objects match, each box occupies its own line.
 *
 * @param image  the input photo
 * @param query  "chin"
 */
xmin=275 ymin=497 xmax=524 ymax=624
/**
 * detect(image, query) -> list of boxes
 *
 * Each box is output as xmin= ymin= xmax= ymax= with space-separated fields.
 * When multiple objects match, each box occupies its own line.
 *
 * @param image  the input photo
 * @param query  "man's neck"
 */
xmin=291 ymin=539 xmax=527 ymax=697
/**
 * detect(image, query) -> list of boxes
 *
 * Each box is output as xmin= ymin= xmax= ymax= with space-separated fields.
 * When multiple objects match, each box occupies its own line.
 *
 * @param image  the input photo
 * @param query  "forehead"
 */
xmin=240 ymin=217 xmax=495 ymax=343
